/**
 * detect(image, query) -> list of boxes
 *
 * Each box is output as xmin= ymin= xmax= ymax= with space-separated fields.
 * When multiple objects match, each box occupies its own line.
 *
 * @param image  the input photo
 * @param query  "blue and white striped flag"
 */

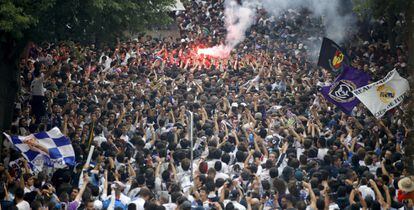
xmin=3 ymin=127 xmax=75 ymax=171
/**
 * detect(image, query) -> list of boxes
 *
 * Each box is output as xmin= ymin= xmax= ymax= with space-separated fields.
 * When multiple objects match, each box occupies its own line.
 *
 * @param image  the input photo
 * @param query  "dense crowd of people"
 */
xmin=0 ymin=0 xmax=413 ymax=209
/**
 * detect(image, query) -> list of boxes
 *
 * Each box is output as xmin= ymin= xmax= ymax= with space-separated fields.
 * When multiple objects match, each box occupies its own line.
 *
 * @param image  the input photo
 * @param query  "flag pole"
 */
xmin=186 ymin=111 xmax=194 ymax=182
xmin=85 ymin=145 xmax=95 ymax=167
xmin=78 ymin=145 xmax=94 ymax=188
xmin=87 ymin=122 xmax=95 ymax=151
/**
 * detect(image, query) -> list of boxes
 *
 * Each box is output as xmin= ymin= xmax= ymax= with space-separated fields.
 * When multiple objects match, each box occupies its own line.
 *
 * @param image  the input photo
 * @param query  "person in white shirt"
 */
xmin=223 ymin=189 xmax=246 ymax=210
xmin=358 ymin=178 xmax=376 ymax=200
xmin=260 ymin=160 xmax=274 ymax=182
xmin=30 ymin=64 xmax=47 ymax=123
xmin=160 ymin=194 xmax=177 ymax=210
xmin=128 ymin=188 xmax=153 ymax=210
xmin=23 ymin=174 xmax=35 ymax=194
xmin=93 ymin=126 xmax=107 ymax=146
xmin=177 ymin=158 xmax=193 ymax=193
xmin=214 ymin=161 xmax=229 ymax=181
xmin=317 ymin=138 xmax=329 ymax=160
xmin=14 ymin=188 xmax=30 ymax=210
xmin=220 ymin=153 xmax=231 ymax=174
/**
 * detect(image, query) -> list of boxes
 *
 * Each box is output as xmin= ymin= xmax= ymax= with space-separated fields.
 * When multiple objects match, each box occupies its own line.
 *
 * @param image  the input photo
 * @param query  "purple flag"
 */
xmin=321 ymin=66 xmax=371 ymax=114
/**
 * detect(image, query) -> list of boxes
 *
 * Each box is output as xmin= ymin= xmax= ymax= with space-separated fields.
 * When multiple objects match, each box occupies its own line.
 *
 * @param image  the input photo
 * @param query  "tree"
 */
xmin=0 ymin=0 xmax=174 ymax=132
xmin=353 ymin=0 xmax=414 ymax=175
xmin=30 ymin=0 xmax=175 ymax=44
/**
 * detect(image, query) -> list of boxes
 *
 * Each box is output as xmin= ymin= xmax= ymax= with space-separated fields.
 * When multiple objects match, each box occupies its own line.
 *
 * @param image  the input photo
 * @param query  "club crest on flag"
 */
xmin=328 ymin=80 xmax=357 ymax=103
xmin=321 ymin=66 xmax=371 ymax=115
xmin=377 ymin=84 xmax=396 ymax=104
xmin=318 ymin=37 xmax=350 ymax=74
xmin=353 ymin=69 xmax=410 ymax=118
xmin=329 ymin=49 xmax=345 ymax=71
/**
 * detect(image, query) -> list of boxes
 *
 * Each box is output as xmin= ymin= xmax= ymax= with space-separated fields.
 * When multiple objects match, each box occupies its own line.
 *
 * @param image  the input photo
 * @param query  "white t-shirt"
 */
xmin=367 ymin=163 xmax=380 ymax=175
xmin=221 ymin=162 xmax=230 ymax=174
xmin=260 ymin=169 xmax=270 ymax=181
xmin=93 ymin=135 xmax=107 ymax=146
xmin=328 ymin=203 xmax=340 ymax=210
xmin=24 ymin=186 xmax=34 ymax=194
xmin=16 ymin=200 xmax=31 ymax=210
xmin=317 ymin=148 xmax=329 ymax=160
xmin=31 ymin=74 xmax=45 ymax=96
xmin=207 ymin=159 xmax=220 ymax=169
xmin=130 ymin=197 xmax=146 ymax=210
xmin=215 ymin=172 xmax=230 ymax=181
xmin=226 ymin=201 xmax=246 ymax=210
xmin=358 ymin=185 xmax=376 ymax=200
xmin=177 ymin=171 xmax=192 ymax=193
xmin=94 ymin=200 xmax=103 ymax=210
xmin=120 ymin=134 xmax=130 ymax=142
xmin=127 ymin=187 xmax=141 ymax=199
xmin=102 ymin=193 xmax=131 ymax=205
xmin=163 ymin=203 xmax=177 ymax=210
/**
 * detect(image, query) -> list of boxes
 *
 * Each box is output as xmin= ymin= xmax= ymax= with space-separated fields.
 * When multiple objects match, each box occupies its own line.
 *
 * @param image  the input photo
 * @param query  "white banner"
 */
xmin=352 ymin=69 xmax=410 ymax=118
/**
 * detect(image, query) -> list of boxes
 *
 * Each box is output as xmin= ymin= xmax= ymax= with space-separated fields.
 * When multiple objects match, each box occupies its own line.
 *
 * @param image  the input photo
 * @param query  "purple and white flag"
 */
xmin=321 ymin=66 xmax=371 ymax=114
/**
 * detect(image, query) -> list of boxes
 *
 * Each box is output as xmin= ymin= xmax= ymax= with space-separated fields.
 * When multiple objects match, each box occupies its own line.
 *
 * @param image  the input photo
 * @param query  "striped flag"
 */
xmin=3 ymin=127 xmax=75 ymax=172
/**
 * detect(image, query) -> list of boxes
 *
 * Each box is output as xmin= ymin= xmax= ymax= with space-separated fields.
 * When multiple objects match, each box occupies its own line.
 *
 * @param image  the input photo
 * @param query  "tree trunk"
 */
xmin=0 ymin=62 xmax=18 ymax=132
xmin=0 ymin=37 xmax=22 ymax=152
xmin=0 ymin=58 xmax=19 ymax=155
xmin=404 ymin=0 xmax=414 ymax=175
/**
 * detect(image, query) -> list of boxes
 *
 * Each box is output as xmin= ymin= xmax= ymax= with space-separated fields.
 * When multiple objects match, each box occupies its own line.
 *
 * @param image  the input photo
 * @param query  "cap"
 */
xmin=229 ymin=189 xmax=239 ymax=200
xmin=294 ymin=170 xmax=304 ymax=181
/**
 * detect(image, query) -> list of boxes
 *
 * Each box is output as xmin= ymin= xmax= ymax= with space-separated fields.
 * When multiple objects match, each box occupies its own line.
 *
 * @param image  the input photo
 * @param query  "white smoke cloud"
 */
xmin=198 ymin=0 xmax=258 ymax=58
xmin=198 ymin=0 xmax=356 ymax=58
xmin=262 ymin=0 xmax=356 ymax=43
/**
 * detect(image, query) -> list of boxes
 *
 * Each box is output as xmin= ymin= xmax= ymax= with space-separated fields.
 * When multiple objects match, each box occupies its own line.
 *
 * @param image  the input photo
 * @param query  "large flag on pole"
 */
xmin=352 ymin=69 xmax=410 ymax=118
xmin=318 ymin=37 xmax=350 ymax=74
xmin=3 ymin=127 xmax=75 ymax=172
xmin=321 ymin=66 xmax=371 ymax=114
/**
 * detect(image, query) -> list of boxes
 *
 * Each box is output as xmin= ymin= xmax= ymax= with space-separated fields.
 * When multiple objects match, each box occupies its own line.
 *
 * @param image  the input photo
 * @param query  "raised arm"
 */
xmin=102 ymin=170 xmax=108 ymax=199
xmin=155 ymin=157 xmax=164 ymax=178
xmin=170 ymin=110 xmax=176 ymax=124
xmin=169 ymin=154 xmax=177 ymax=182
xmin=244 ymin=150 xmax=254 ymax=168
xmin=383 ymin=185 xmax=391 ymax=209
xmin=75 ymin=174 xmax=89 ymax=202
xmin=115 ymin=107 xmax=126 ymax=128
xmin=288 ymin=126 xmax=304 ymax=143
xmin=232 ymin=130 xmax=240 ymax=147
xmin=369 ymin=179 xmax=386 ymax=207
xmin=127 ymin=161 xmax=136 ymax=178
xmin=303 ymin=182 xmax=317 ymax=209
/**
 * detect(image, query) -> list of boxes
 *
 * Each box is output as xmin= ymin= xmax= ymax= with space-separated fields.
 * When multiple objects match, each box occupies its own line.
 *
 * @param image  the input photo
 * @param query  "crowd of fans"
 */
xmin=0 ymin=0 xmax=413 ymax=209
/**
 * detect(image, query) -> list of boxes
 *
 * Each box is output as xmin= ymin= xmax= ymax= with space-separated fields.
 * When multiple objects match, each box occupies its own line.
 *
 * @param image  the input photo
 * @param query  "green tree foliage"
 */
xmin=29 ymin=0 xmax=175 ymax=44
xmin=0 ymin=0 xmax=174 ymax=44
xmin=352 ymin=0 xmax=410 ymax=20
xmin=0 ymin=0 xmax=55 ymax=40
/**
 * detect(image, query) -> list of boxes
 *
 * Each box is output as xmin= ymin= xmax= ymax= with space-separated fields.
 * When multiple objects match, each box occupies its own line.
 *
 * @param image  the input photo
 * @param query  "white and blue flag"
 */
xmin=3 ymin=127 xmax=75 ymax=171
